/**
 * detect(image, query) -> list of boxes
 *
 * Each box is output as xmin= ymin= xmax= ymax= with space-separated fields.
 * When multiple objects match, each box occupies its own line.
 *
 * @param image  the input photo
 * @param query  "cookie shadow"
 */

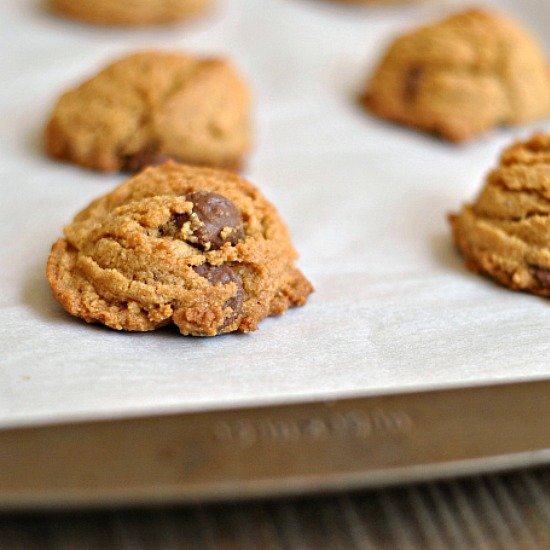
xmin=38 ymin=0 xmax=55 ymax=19
xmin=28 ymin=125 xmax=45 ymax=159
xmin=22 ymin=266 xmax=74 ymax=325
xmin=431 ymin=232 xmax=468 ymax=273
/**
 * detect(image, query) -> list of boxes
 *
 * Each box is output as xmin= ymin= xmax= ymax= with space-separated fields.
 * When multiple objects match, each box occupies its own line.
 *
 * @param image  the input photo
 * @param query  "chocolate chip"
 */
xmin=123 ymin=147 xmax=172 ymax=173
xmin=193 ymin=263 xmax=244 ymax=327
xmin=531 ymin=266 xmax=550 ymax=289
xmin=404 ymin=66 xmax=424 ymax=102
xmin=178 ymin=191 xmax=244 ymax=250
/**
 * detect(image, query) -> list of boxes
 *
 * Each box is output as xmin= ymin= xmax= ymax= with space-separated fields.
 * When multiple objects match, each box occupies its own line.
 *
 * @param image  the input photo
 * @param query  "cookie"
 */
xmin=49 ymin=0 xmax=211 ymax=26
xmin=450 ymin=133 xmax=550 ymax=297
xmin=46 ymin=163 xmax=313 ymax=336
xmin=45 ymin=52 xmax=251 ymax=173
xmin=362 ymin=9 xmax=550 ymax=142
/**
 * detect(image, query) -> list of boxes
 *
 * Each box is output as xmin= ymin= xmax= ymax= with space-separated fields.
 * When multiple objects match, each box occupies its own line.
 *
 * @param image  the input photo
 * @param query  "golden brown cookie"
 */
xmin=46 ymin=163 xmax=313 ymax=336
xmin=450 ymin=133 xmax=550 ymax=297
xmin=45 ymin=52 xmax=251 ymax=173
xmin=362 ymin=9 xmax=550 ymax=142
xmin=49 ymin=0 xmax=211 ymax=26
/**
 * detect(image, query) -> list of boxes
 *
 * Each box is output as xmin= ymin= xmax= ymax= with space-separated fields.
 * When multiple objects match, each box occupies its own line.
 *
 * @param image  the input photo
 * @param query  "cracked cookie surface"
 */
xmin=49 ymin=0 xmax=211 ymax=26
xmin=450 ymin=133 xmax=550 ymax=297
xmin=45 ymin=51 xmax=251 ymax=172
xmin=46 ymin=163 xmax=313 ymax=336
xmin=47 ymin=162 xmax=312 ymax=336
xmin=362 ymin=9 xmax=550 ymax=142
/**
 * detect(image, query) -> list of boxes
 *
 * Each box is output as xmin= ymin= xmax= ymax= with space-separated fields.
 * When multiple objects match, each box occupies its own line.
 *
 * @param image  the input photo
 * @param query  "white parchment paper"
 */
xmin=1 ymin=0 xmax=549 ymax=428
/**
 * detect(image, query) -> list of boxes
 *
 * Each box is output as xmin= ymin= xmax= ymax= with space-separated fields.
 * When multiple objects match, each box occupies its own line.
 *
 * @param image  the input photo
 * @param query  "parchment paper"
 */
xmin=1 ymin=0 xmax=549 ymax=429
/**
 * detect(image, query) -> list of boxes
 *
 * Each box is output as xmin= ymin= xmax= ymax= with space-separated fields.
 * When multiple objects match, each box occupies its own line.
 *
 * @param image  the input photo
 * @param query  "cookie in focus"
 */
xmin=46 ymin=163 xmax=313 ymax=336
xmin=450 ymin=133 xmax=550 ymax=297
xmin=362 ymin=9 xmax=550 ymax=142
xmin=45 ymin=51 xmax=251 ymax=172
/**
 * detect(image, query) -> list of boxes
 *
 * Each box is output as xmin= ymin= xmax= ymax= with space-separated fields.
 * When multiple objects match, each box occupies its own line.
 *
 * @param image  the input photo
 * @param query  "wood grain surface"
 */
xmin=1 ymin=468 xmax=549 ymax=549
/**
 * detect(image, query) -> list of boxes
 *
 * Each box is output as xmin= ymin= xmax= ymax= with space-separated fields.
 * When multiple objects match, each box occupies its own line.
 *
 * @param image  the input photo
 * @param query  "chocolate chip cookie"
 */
xmin=362 ymin=9 xmax=550 ymax=142
xmin=450 ymin=133 xmax=550 ymax=297
xmin=45 ymin=52 xmax=251 ymax=172
xmin=49 ymin=0 xmax=211 ymax=26
xmin=46 ymin=163 xmax=313 ymax=336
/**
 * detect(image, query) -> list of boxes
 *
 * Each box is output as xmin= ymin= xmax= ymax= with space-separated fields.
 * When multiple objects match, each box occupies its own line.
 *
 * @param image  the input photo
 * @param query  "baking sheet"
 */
xmin=1 ymin=0 xmax=549 ymax=429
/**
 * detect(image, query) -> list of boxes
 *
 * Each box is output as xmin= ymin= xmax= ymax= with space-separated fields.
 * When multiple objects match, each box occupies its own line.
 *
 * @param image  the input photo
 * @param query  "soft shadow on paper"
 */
xmin=22 ymin=267 xmax=70 ymax=323
xmin=432 ymin=233 xmax=467 ymax=273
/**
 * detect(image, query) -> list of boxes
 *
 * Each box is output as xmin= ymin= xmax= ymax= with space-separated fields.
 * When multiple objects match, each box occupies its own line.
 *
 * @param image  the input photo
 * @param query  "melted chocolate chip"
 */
xmin=178 ymin=191 xmax=244 ymax=250
xmin=404 ymin=66 xmax=424 ymax=103
xmin=531 ymin=266 xmax=550 ymax=289
xmin=193 ymin=263 xmax=244 ymax=326
xmin=123 ymin=147 xmax=172 ymax=173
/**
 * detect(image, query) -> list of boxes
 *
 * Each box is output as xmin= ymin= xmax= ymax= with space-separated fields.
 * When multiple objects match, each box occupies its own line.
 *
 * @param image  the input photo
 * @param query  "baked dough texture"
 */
xmin=45 ymin=52 xmax=251 ymax=172
xmin=49 ymin=0 xmax=211 ymax=26
xmin=363 ymin=9 xmax=550 ymax=142
xmin=46 ymin=163 xmax=313 ymax=336
xmin=450 ymin=133 xmax=550 ymax=297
